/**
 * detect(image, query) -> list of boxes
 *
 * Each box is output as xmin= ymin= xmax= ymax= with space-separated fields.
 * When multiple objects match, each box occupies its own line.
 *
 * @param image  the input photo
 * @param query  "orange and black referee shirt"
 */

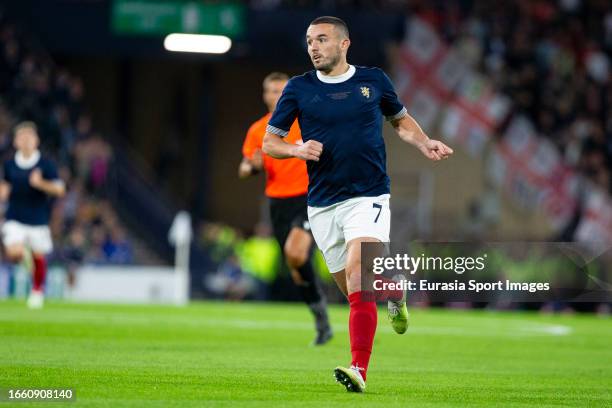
xmin=242 ymin=112 xmax=308 ymax=199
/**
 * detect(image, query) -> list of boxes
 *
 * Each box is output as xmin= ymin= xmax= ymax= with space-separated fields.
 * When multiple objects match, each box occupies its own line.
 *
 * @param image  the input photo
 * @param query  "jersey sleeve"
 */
xmin=41 ymin=159 xmax=60 ymax=181
xmin=2 ymin=161 xmax=11 ymax=183
xmin=378 ymin=69 xmax=408 ymax=121
xmin=242 ymin=122 xmax=262 ymax=159
xmin=266 ymin=79 xmax=299 ymax=138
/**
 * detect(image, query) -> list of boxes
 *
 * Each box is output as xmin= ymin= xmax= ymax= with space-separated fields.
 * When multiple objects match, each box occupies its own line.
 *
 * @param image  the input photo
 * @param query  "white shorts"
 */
xmin=2 ymin=220 xmax=53 ymax=254
xmin=308 ymin=194 xmax=390 ymax=273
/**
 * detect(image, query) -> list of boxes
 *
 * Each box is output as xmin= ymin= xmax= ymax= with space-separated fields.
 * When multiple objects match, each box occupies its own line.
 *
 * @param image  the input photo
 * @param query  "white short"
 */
xmin=2 ymin=220 xmax=53 ymax=254
xmin=308 ymin=194 xmax=390 ymax=273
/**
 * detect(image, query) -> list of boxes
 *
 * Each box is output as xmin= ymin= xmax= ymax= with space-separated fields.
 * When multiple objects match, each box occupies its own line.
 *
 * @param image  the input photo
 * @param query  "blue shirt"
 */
xmin=267 ymin=65 xmax=406 ymax=207
xmin=3 ymin=154 xmax=59 ymax=225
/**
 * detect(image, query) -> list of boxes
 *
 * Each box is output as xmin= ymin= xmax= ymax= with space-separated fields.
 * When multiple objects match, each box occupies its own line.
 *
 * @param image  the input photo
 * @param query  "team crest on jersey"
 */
xmin=360 ymin=86 xmax=370 ymax=99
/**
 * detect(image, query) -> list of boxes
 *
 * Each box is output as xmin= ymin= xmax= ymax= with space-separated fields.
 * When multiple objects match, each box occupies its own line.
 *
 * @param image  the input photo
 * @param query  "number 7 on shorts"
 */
xmin=373 ymin=203 xmax=382 ymax=223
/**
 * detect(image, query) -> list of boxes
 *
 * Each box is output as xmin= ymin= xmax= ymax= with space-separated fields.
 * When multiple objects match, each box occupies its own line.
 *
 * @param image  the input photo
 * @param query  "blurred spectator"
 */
xmin=102 ymin=226 xmax=133 ymax=264
xmin=236 ymin=222 xmax=280 ymax=285
xmin=397 ymin=0 xmax=612 ymax=195
xmin=73 ymin=133 xmax=112 ymax=195
xmin=201 ymin=222 xmax=277 ymax=300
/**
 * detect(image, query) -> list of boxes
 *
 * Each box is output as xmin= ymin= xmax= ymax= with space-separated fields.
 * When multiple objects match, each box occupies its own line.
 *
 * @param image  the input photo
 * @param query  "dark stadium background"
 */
xmin=0 ymin=0 xmax=610 ymax=307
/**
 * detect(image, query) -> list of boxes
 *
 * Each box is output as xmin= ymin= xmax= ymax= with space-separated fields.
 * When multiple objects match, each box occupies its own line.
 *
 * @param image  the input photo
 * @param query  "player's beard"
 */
xmin=315 ymin=48 xmax=341 ymax=74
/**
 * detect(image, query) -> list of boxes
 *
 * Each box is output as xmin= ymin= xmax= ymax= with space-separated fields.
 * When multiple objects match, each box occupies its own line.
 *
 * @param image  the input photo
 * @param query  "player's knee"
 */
xmin=7 ymin=254 xmax=23 ymax=263
xmin=6 ymin=248 xmax=24 ymax=263
xmin=284 ymin=244 xmax=307 ymax=268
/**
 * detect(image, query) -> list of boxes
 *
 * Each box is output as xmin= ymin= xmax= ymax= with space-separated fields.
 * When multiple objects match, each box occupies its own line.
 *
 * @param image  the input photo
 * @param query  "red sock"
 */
xmin=348 ymin=291 xmax=377 ymax=381
xmin=32 ymin=255 xmax=47 ymax=292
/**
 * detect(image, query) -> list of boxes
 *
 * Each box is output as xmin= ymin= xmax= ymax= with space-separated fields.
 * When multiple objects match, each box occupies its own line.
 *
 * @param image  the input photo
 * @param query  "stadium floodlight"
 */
xmin=163 ymin=33 xmax=232 ymax=54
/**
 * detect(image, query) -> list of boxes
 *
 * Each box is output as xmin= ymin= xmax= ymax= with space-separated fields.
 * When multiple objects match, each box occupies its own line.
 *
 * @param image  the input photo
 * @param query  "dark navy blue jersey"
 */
xmin=3 ymin=154 xmax=59 ymax=225
xmin=267 ymin=65 xmax=406 ymax=207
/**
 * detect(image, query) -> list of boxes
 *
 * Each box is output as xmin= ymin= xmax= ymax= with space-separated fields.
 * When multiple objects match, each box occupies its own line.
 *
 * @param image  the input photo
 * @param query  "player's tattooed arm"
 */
xmin=391 ymin=114 xmax=453 ymax=161
xmin=29 ymin=169 xmax=66 ymax=197
xmin=263 ymin=132 xmax=322 ymax=162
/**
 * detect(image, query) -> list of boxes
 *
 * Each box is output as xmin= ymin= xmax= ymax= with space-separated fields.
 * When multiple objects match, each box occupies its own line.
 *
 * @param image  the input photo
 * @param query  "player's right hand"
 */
xmin=292 ymin=140 xmax=323 ymax=161
xmin=29 ymin=168 xmax=44 ymax=188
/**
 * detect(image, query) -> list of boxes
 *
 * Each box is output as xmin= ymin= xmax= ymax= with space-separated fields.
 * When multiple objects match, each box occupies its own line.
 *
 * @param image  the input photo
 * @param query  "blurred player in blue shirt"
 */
xmin=263 ymin=16 xmax=453 ymax=392
xmin=0 ymin=122 xmax=65 ymax=308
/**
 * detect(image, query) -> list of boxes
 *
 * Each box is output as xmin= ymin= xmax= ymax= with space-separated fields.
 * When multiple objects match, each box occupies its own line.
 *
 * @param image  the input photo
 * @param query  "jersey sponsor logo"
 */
xmin=360 ymin=86 xmax=371 ymax=99
xmin=327 ymin=91 xmax=351 ymax=100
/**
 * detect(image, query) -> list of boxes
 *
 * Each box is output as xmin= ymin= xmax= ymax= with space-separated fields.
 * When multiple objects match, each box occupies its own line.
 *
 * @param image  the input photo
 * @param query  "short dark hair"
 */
xmin=309 ymin=16 xmax=349 ymax=39
xmin=263 ymin=72 xmax=289 ymax=86
xmin=14 ymin=121 xmax=38 ymax=134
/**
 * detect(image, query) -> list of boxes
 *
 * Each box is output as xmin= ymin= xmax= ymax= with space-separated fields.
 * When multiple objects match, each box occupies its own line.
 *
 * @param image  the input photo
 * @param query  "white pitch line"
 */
xmin=0 ymin=311 xmax=573 ymax=337
xmin=518 ymin=324 xmax=573 ymax=336
xmin=202 ymin=319 xmax=573 ymax=337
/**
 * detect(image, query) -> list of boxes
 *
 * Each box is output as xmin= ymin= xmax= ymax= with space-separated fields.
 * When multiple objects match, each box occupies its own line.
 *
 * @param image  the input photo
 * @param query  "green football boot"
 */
xmin=387 ymin=300 xmax=409 ymax=334
xmin=387 ymin=274 xmax=409 ymax=334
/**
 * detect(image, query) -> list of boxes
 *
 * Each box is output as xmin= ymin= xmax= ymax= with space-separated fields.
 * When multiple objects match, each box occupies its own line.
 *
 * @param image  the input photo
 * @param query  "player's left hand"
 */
xmin=251 ymin=149 xmax=263 ymax=170
xmin=419 ymin=139 xmax=453 ymax=161
xmin=29 ymin=168 xmax=44 ymax=188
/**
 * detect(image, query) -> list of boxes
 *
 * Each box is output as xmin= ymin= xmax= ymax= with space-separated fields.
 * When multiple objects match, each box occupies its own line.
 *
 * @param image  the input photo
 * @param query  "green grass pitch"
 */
xmin=0 ymin=300 xmax=610 ymax=407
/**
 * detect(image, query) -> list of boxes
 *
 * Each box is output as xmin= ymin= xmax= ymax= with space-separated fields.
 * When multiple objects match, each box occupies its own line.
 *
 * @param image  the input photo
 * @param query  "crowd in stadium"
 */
xmin=417 ymin=0 xmax=612 ymax=196
xmin=0 ymin=15 xmax=134 ymax=266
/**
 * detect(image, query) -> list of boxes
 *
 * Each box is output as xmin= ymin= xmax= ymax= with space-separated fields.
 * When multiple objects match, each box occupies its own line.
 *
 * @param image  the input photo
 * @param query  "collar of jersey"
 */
xmin=316 ymin=65 xmax=356 ymax=84
xmin=15 ymin=150 xmax=41 ymax=169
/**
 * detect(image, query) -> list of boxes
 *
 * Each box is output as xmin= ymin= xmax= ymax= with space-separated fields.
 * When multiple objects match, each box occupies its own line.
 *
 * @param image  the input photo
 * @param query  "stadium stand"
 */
xmin=0 ymin=12 xmax=144 ymax=266
xmin=422 ymin=0 xmax=611 ymax=195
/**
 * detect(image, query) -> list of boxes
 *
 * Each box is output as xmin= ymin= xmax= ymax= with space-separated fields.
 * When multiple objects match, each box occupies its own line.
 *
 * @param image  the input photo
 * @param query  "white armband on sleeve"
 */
xmin=266 ymin=124 xmax=289 ymax=137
